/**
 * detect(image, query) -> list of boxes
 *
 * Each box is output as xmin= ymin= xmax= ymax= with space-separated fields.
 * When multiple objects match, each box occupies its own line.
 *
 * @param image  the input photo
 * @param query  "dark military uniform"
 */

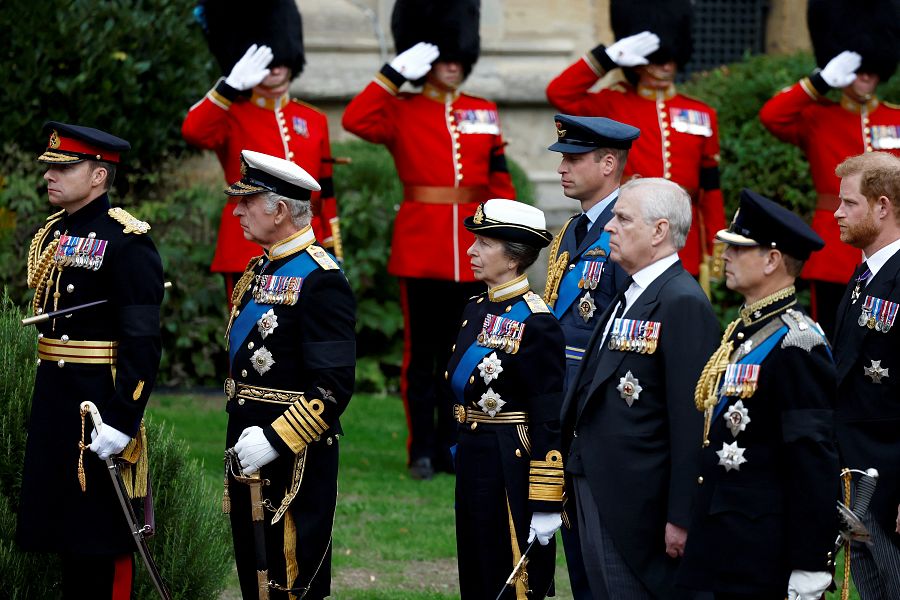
xmin=446 ymin=275 xmax=565 ymax=600
xmin=16 ymin=122 xmax=163 ymax=598
xmin=680 ymin=293 xmax=840 ymax=598
xmin=681 ymin=189 xmax=841 ymax=599
xmin=224 ymin=224 xmax=355 ymax=599
xmin=18 ymin=193 xmax=164 ymax=554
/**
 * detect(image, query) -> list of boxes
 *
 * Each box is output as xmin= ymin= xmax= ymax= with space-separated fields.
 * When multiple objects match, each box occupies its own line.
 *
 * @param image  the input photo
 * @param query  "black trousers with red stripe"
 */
xmin=399 ymin=278 xmax=484 ymax=469
xmin=62 ymin=553 xmax=133 ymax=599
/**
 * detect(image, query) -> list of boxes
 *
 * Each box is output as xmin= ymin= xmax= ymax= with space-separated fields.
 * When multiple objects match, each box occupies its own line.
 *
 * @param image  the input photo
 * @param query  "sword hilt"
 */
xmin=853 ymin=468 xmax=879 ymax=519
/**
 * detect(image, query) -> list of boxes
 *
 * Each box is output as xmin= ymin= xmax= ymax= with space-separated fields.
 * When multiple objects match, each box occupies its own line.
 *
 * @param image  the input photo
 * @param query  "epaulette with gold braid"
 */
xmin=543 ymin=217 xmax=575 ymax=307
xmin=306 ymin=245 xmax=339 ymax=270
xmin=108 ymin=207 xmax=151 ymax=234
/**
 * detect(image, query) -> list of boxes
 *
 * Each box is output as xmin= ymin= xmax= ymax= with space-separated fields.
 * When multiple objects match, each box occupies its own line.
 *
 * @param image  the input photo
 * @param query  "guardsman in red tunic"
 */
xmin=546 ymin=0 xmax=725 ymax=291
xmin=182 ymin=0 xmax=340 ymax=299
xmin=759 ymin=0 xmax=900 ymax=338
xmin=342 ymin=0 xmax=515 ymax=480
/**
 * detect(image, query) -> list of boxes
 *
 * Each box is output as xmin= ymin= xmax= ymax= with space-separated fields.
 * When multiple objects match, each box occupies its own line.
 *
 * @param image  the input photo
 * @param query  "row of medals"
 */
xmin=859 ymin=310 xmax=893 ymax=332
xmin=608 ymin=333 xmax=658 ymax=354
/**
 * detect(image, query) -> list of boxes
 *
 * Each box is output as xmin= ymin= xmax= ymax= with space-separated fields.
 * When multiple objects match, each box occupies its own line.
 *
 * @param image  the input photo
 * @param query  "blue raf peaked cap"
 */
xmin=717 ymin=189 xmax=824 ymax=261
xmin=548 ymin=114 xmax=640 ymax=154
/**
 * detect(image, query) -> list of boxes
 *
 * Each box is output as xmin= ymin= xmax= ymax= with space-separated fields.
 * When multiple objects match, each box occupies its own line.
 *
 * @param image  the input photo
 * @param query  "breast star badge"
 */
xmin=723 ymin=400 xmax=751 ymax=437
xmin=250 ymin=346 xmax=275 ymax=375
xmin=617 ymin=371 xmax=642 ymax=407
xmin=578 ymin=291 xmax=597 ymax=322
xmin=864 ymin=360 xmax=889 ymax=383
xmin=257 ymin=309 xmax=279 ymax=339
xmin=477 ymin=352 xmax=504 ymax=385
xmin=716 ymin=441 xmax=747 ymax=472
xmin=478 ymin=387 xmax=505 ymax=417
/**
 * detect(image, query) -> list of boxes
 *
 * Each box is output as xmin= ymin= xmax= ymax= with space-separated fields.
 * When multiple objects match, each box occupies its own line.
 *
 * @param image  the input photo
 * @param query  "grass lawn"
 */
xmin=147 ymin=391 xmax=858 ymax=600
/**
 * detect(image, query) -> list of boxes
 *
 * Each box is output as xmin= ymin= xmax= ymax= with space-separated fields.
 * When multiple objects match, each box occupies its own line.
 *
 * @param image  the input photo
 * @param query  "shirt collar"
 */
xmin=267 ymin=225 xmax=316 ymax=261
xmin=583 ymin=188 xmax=619 ymax=229
xmin=863 ymin=237 xmax=900 ymax=279
xmin=488 ymin=273 xmax=529 ymax=302
xmin=630 ymin=252 xmax=679 ymax=291
xmin=248 ymin=91 xmax=291 ymax=111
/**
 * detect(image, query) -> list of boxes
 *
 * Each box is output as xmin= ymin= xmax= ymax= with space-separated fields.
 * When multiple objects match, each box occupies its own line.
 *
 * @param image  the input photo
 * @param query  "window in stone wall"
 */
xmin=682 ymin=0 xmax=768 ymax=78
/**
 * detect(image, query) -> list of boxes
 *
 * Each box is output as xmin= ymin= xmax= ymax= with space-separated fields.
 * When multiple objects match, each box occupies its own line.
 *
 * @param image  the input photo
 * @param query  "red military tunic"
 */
xmin=342 ymin=65 xmax=516 ymax=282
xmin=546 ymin=49 xmax=725 ymax=276
xmin=760 ymin=76 xmax=900 ymax=283
xmin=182 ymin=79 xmax=339 ymax=272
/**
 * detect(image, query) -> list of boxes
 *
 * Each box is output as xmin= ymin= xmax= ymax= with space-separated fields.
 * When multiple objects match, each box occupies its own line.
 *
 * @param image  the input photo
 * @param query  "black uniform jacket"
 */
xmin=224 ymin=227 xmax=355 ymax=597
xmin=679 ymin=292 xmax=840 ymax=595
xmin=17 ymin=194 xmax=163 ymax=554
xmin=545 ymin=201 xmax=628 ymax=388
xmin=833 ymin=250 xmax=900 ymax=548
xmin=446 ymin=277 xmax=565 ymax=599
xmin=561 ymin=260 xmax=719 ymax=598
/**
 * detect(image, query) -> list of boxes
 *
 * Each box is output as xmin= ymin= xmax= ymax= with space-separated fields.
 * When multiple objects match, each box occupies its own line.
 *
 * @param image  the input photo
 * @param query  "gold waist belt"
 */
xmin=224 ymin=379 xmax=303 ymax=405
xmin=454 ymin=404 xmax=529 ymax=425
xmin=38 ymin=337 xmax=118 ymax=365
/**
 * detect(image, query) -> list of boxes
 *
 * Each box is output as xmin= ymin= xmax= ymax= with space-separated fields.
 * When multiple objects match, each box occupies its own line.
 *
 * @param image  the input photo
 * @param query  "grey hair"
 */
xmin=620 ymin=178 xmax=692 ymax=250
xmin=502 ymin=240 xmax=540 ymax=275
xmin=262 ymin=191 xmax=312 ymax=229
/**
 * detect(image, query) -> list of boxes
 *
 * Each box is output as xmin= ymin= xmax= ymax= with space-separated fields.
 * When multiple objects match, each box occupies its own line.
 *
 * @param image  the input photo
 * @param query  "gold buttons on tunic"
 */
xmin=697 ymin=476 xmax=704 ymax=485
xmin=462 ymin=320 xmax=468 ymax=327
xmin=452 ymin=344 xmax=456 ymax=352
xmin=66 ymin=284 xmax=75 ymax=293
xmin=61 ymin=335 xmax=70 ymax=343
xmin=515 ymin=449 xmax=522 ymax=457
xmin=469 ymin=376 xmax=475 ymax=384
xmin=736 ymin=332 xmax=744 ymax=340
xmin=241 ymin=369 xmax=248 ymax=378
xmin=505 ymin=306 xmax=512 ymax=313
xmin=248 ymin=342 xmax=254 ymax=350
xmin=238 ymin=398 xmax=245 ymax=406
xmin=445 ymin=371 xmax=449 ymax=380
xmin=57 ymin=359 xmax=65 ymax=368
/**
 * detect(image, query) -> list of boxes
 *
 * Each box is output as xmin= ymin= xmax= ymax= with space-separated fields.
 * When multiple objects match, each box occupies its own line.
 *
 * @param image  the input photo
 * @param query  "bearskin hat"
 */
xmin=610 ymin=0 xmax=693 ymax=69
xmin=391 ymin=0 xmax=481 ymax=74
xmin=808 ymin=0 xmax=899 ymax=82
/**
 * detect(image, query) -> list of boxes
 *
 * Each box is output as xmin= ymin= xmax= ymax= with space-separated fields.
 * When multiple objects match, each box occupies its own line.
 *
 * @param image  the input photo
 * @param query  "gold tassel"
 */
xmin=841 ymin=470 xmax=852 ymax=600
xmin=119 ymin=421 xmax=148 ymax=499
xmin=77 ymin=405 xmax=90 ymax=492
xmin=222 ymin=457 xmax=231 ymax=514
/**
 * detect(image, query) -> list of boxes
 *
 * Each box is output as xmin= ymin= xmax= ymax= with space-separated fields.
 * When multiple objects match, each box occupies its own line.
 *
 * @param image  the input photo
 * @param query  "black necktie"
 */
xmin=574 ymin=213 xmax=590 ymax=247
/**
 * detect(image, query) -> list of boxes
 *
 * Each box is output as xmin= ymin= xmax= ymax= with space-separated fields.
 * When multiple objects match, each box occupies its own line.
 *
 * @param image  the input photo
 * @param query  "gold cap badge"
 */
xmin=473 ymin=204 xmax=484 ymax=224
xmin=49 ymin=130 xmax=61 ymax=149
xmin=555 ymin=121 xmax=566 ymax=138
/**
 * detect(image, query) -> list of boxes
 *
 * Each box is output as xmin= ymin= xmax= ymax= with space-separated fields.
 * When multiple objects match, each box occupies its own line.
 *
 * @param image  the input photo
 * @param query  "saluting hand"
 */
xmin=390 ymin=42 xmax=440 ymax=81
xmin=605 ymin=31 xmax=661 ymax=68
xmin=820 ymin=50 xmax=862 ymax=89
xmin=225 ymin=44 xmax=274 ymax=91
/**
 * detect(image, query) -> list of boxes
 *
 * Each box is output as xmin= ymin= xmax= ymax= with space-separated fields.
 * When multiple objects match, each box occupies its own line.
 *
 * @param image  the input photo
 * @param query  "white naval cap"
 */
xmin=225 ymin=149 xmax=321 ymax=199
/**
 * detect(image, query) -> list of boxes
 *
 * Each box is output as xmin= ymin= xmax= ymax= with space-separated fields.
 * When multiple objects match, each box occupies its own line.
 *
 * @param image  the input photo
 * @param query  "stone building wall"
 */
xmin=295 ymin=0 xmax=810 ymax=228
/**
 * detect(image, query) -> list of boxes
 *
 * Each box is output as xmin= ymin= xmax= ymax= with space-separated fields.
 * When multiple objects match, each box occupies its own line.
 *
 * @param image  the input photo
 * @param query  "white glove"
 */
xmin=89 ymin=423 xmax=131 ymax=460
xmin=234 ymin=426 xmax=279 ymax=476
xmin=787 ymin=570 xmax=832 ymax=600
xmin=605 ymin=31 xmax=661 ymax=67
xmin=225 ymin=44 xmax=274 ymax=91
xmin=820 ymin=50 xmax=862 ymax=89
xmin=389 ymin=42 xmax=440 ymax=81
xmin=527 ymin=512 xmax=562 ymax=546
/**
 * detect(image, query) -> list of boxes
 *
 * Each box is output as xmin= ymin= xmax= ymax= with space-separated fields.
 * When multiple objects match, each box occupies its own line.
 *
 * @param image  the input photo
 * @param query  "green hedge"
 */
xmin=0 ymin=0 xmax=215 ymax=186
xmin=0 ymin=294 xmax=232 ymax=599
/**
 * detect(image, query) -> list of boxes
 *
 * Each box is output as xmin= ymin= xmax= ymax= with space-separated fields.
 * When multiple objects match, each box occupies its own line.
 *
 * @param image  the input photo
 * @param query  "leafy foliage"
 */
xmin=0 ymin=296 xmax=232 ymax=599
xmin=0 ymin=0 xmax=215 ymax=188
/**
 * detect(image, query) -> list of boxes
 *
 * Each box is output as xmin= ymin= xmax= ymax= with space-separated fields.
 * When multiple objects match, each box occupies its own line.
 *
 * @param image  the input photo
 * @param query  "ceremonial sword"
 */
xmin=226 ymin=448 xmax=271 ymax=600
xmin=21 ymin=282 xmax=173 ymax=326
xmin=829 ymin=467 xmax=879 ymax=565
xmin=495 ymin=540 xmax=535 ymax=600
xmin=80 ymin=401 xmax=171 ymax=600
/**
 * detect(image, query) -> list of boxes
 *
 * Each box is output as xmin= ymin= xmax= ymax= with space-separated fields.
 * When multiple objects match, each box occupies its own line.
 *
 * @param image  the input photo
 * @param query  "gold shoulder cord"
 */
xmin=694 ymin=319 xmax=740 ymax=441
xmin=224 ymin=257 xmax=263 ymax=343
xmin=542 ymin=218 xmax=574 ymax=307
xmin=27 ymin=213 xmax=64 ymax=316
